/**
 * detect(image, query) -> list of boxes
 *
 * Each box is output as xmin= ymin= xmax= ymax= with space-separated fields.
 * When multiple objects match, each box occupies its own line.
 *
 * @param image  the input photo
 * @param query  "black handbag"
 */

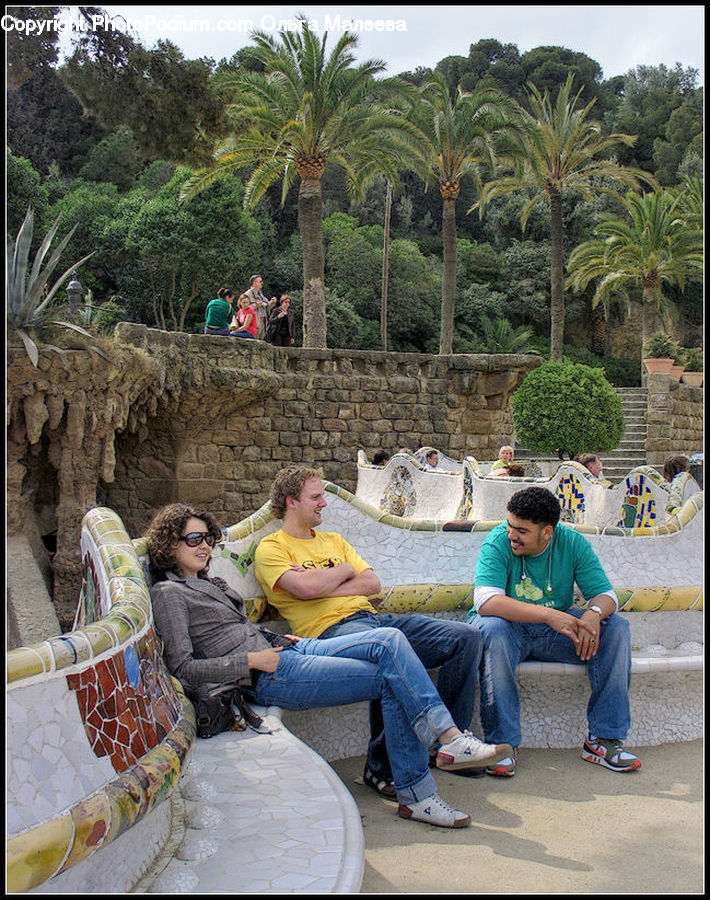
xmin=186 ymin=681 xmax=265 ymax=738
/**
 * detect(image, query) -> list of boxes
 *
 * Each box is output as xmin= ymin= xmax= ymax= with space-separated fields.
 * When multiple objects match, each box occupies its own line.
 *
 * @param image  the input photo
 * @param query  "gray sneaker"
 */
xmin=436 ymin=730 xmax=514 ymax=771
xmin=397 ymin=792 xmax=471 ymax=828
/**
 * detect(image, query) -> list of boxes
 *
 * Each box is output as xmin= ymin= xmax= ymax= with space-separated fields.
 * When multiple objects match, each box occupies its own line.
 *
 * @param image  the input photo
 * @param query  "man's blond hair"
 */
xmin=270 ymin=465 xmax=325 ymax=519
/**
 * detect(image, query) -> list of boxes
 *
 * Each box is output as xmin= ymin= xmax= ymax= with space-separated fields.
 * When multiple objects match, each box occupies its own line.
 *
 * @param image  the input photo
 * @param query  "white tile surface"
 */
xmin=142 ymin=711 xmax=365 ymax=894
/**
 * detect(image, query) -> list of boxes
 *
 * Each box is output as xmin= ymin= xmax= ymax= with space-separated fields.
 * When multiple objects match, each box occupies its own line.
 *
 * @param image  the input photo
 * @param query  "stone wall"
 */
xmin=645 ymin=373 xmax=704 ymax=465
xmin=7 ymin=324 xmax=540 ymax=628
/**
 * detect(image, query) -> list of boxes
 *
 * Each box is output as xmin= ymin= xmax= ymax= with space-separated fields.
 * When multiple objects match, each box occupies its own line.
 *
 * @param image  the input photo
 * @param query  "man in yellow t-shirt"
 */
xmin=255 ymin=527 xmax=379 ymax=638
xmin=255 ymin=465 xmax=484 ymax=801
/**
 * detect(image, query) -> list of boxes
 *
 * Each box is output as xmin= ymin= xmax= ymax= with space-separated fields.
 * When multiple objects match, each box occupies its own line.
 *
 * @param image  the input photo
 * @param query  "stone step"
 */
xmin=602 ymin=449 xmax=647 ymax=458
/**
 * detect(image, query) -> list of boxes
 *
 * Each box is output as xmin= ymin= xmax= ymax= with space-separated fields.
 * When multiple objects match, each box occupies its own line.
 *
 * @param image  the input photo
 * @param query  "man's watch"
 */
xmin=587 ymin=604 xmax=604 ymax=618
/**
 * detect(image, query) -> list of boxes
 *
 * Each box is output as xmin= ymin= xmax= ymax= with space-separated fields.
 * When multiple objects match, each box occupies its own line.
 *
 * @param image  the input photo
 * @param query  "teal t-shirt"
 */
xmin=467 ymin=522 xmax=613 ymax=621
xmin=205 ymin=297 xmax=232 ymax=329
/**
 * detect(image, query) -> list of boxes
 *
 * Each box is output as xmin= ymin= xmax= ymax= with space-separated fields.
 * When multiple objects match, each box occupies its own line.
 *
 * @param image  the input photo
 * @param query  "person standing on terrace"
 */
xmin=147 ymin=503 xmax=512 ymax=829
xmin=246 ymin=274 xmax=277 ymax=340
xmin=255 ymin=465 xmax=498 ymax=802
xmin=468 ymin=486 xmax=640 ymax=777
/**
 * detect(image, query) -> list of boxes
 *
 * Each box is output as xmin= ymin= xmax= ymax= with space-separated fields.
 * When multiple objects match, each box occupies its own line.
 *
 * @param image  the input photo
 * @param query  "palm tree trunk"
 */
xmin=381 ymin=182 xmax=392 ymax=351
xmin=299 ymin=176 xmax=326 ymax=348
xmin=549 ymin=188 xmax=565 ymax=362
xmin=590 ymin=304 xmax=606 ymax=355
xmin=439 ymin=194 xmax=457 ymax=355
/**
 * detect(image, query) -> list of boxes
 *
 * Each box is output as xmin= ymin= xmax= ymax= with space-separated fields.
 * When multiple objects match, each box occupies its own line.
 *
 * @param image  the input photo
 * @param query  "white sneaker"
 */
xmin=397 ymin=792 xmax=471 ymax=828
xmin=436 ymin=730 xmax=514 ymax=771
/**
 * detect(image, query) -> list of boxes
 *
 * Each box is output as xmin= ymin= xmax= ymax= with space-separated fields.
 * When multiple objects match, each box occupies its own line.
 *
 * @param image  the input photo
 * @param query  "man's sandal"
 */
xmin=363 ymin=766 xmax=397 ymax=800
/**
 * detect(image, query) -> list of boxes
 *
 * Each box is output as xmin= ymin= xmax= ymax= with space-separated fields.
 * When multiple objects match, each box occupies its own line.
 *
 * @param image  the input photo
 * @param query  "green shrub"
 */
xmin=643 ymin=331 xmax=680 ymax=360
xmin=682 ymin=346 xmax=703 ymax=372
xmin=512 ymin=359 xmax=624 ymax=459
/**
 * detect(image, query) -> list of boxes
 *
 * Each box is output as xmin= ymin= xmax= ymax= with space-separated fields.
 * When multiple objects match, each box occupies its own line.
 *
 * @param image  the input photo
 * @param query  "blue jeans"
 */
xmin=250 ymin=628 xmax=453 ymax=803
xmin=204 ymin=325 xmax=230 ymax=335
xmin=319 ymin=612 xmax=481 ymax=782
xmin=472 ymin=609 xmax=632 ymax=747
xmin=230 ymin=331 xmax=256 ymax=339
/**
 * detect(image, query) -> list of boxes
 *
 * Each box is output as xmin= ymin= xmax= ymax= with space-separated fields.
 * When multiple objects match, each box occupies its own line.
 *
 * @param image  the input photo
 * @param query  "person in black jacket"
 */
xmin=266 ymin=295 xmax=295 ymax=346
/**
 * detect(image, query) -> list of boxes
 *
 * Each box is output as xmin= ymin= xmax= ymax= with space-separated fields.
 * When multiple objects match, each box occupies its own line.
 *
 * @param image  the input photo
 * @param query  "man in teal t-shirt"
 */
xmin=468 ymin=486 xmax=640 ymax=777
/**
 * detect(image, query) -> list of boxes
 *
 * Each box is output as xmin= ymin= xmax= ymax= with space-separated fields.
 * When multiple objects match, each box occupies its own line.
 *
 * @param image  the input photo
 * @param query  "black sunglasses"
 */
xmin=179 ymin=531 xmax=216 ymax=548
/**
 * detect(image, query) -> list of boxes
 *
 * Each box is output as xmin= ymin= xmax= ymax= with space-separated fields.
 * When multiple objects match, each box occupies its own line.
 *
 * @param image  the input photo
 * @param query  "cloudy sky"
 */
xmin=54 ymin=5 xmax=704 ymax=82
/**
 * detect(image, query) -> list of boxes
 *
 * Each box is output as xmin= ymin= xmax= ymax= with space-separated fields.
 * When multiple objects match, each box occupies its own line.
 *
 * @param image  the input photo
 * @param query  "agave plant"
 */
xmin=7 ymin=207 xmax=98 ymax=366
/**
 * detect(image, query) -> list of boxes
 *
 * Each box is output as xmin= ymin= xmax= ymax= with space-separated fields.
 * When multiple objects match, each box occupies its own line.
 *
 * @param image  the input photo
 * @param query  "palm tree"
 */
xmin=566 ymin=187 xmax=703 ymax=368
xmin=415 ymin=74 xmax=518 ymax=354
xmin=475 ymin=74 xmax=654 ymax=362
xmin=180 ymin=23 xmax=420 ymax=348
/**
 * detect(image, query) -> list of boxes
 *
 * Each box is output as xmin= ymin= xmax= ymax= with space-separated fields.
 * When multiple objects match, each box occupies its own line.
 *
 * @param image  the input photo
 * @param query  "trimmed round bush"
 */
xmin=512 ymin=359 xmax=624 ymax=459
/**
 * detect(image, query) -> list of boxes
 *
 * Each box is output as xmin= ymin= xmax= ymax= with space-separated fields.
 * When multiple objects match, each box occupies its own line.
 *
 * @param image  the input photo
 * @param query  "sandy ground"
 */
xmin=330 ymin=740 xmax=704 ymax=895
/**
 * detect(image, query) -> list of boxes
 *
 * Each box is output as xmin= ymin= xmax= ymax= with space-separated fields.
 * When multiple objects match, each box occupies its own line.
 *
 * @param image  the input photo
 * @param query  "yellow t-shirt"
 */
xmin=254 ymin=529 xmax=376 ymax=637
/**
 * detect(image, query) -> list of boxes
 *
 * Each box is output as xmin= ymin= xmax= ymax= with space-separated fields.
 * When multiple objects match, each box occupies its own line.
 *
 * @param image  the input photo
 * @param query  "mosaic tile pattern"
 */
xmin=7 ymin=687 xmax=194 ymax=893
xmin=7 ymin=507 xmax=196 ymax=893
xmin=556 ymin=472 xmax=586 ymax=524
xmin=283 ymin=608 xmax=702 ymax=760
xmin=618 ymin=473 xmax=658 ymax=529
xmin=458 ymin=465 xmax=475 ymax=519
xmin=380 ymin=464 xmax=418 ymax=517
xmin=7 ymin=493 xmax=704 ymax=893
xmin=66 ymin=630 xmax=181 ymax=773
xmin=7 ymin=679 xmax=117 ymax=834
xmin=356 ymin=451 xmax=463 ymax=520
xmin=355 ymin=453 xmax=686 ymax=531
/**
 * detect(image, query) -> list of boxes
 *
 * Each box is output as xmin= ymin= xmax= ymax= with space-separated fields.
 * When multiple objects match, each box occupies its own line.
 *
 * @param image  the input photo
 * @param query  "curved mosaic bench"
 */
xmin=7 ymin=509 xmax=194 ymax=893
xmin=355 ymin=449 xmax=464 ymax=521
xmin=8 ymin=508 xmax=365 ymax=895
xmin=220 ymin=483 xmax=703 ymax=599
xmin=356 ymin=449 xmax=696 ymax=531
xmin=215 ymin=482 xmax=702 ymax=757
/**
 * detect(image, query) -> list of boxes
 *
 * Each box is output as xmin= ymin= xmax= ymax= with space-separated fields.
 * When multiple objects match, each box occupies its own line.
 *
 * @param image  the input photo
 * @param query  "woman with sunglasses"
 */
xmin=145 ymin=503 xmax=511 ymax=829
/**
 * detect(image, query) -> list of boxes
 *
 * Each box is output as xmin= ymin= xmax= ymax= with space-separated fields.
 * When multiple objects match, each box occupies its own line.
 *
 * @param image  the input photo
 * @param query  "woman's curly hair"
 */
xmin=144 ymin=503 xmax=221 ymax=581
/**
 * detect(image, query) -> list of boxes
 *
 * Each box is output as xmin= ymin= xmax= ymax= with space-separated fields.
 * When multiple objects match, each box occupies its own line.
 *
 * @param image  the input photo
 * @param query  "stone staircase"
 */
xmin=513 ymin=387 xmax=650 ymax=484
xmin=599 ymin=387 xmax=649 ymax=483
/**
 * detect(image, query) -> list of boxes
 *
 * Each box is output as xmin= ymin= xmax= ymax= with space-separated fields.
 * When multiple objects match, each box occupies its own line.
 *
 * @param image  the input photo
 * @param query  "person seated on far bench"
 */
xmin=575 ymin=453 xmax=611 ymax=487
xmin=147 ymin=502 xmax=512 ymax=829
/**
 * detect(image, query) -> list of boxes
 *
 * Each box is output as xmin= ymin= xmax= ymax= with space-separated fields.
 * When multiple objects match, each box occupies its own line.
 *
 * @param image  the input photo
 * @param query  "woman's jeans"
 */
xmin=230 ymin=331 xmax=256 ymax=339
xmin=319 ymin=612 xmax=480 ymax=782
xmin=473 ymin=609 xmax=632 ymax=747
xmin=250 ymin=627 xmax=454 ymax=804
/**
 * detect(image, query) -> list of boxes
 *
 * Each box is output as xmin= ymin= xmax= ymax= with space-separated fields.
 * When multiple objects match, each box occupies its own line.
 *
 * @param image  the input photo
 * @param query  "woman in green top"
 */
xmin=204 ymin=288 xmax=235 ymax=335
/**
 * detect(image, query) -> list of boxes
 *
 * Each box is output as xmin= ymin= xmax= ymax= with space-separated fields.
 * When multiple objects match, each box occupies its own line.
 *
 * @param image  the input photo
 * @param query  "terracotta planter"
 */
xmin=670 ymin=365 xmax=685 ymax=382
xmin=643 ymin=357 xmax=675 ymax=375
xmin=681 ymin=372 xmax=703 ymax=387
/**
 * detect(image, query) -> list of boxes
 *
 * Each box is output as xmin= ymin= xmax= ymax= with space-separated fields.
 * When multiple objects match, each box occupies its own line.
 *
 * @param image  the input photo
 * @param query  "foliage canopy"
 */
xmin=512 ymin=360 xmax=624 ymax=458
